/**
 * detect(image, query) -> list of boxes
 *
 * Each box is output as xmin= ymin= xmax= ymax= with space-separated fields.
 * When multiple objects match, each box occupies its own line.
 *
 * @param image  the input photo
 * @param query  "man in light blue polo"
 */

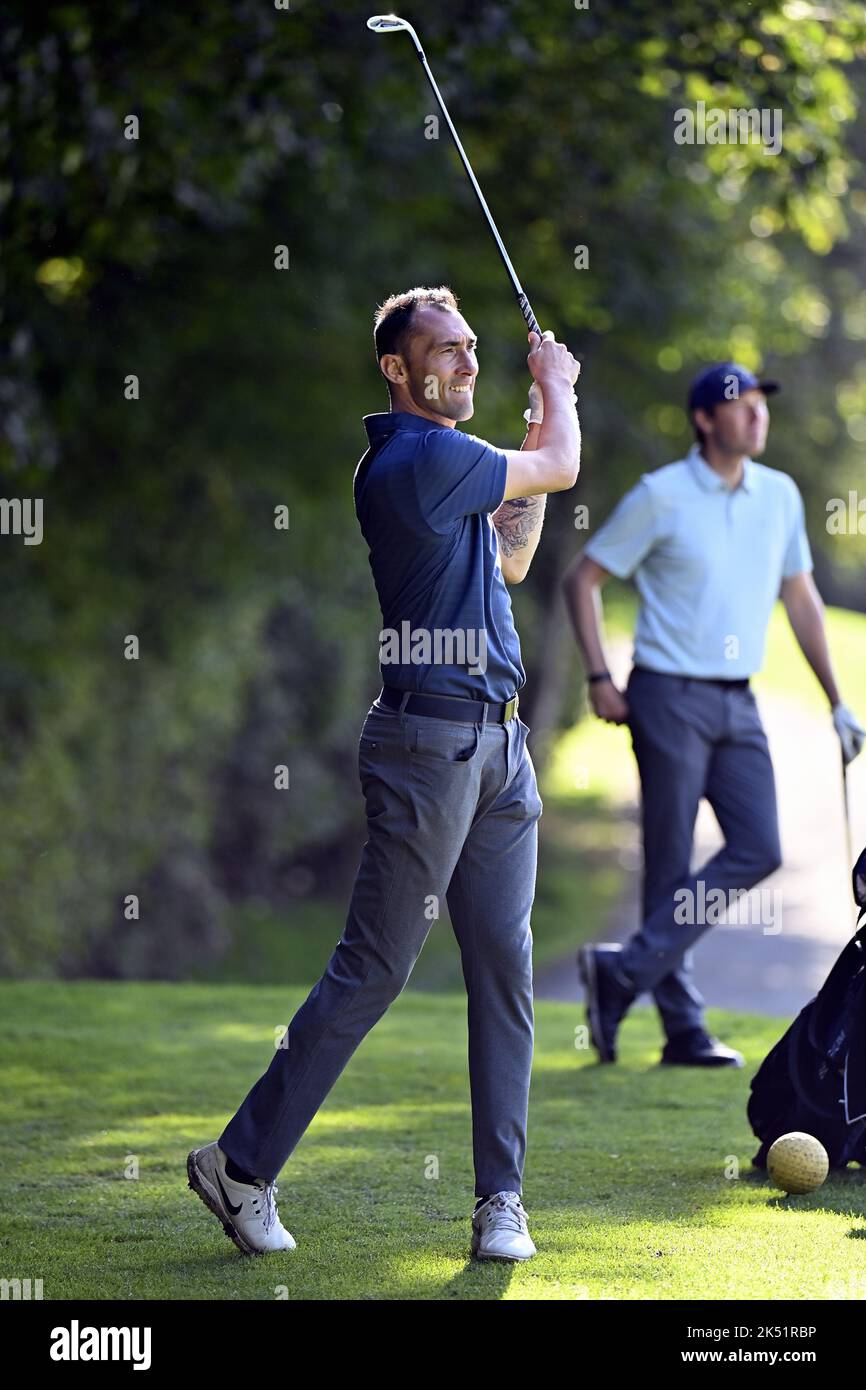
xmin=561 ymin=362 xmax=864 ymax=1067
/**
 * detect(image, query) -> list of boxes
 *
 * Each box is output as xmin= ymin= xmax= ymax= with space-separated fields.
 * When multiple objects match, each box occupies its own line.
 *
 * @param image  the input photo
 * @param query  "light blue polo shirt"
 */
xmin=583 ymin=445 xmax=813 ymax=677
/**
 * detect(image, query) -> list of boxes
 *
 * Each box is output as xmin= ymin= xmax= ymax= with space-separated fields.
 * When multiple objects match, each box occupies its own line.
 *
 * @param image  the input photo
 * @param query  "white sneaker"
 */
xmin=187 ymin=1142 xmax=296 ymax=1256
xmin=471 ymin=1191 xmax=537 ymax=1261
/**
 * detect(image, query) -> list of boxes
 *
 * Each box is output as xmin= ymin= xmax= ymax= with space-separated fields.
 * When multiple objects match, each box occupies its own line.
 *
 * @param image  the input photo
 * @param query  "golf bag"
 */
xmin=748 ymin=846 xmax=866 ymax=1169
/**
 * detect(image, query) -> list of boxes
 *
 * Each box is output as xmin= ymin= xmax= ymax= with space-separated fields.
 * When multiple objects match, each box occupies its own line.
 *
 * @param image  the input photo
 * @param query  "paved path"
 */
xmin=535 ymin=684 xmax=866 ymax=1019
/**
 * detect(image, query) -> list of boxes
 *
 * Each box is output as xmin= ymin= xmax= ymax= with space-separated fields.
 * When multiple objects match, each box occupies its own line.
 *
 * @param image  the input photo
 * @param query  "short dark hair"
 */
xmin=373 ymin=285 xmax=460 ymax=374
xmin=692 ymin=402 xmax=715 ymax=450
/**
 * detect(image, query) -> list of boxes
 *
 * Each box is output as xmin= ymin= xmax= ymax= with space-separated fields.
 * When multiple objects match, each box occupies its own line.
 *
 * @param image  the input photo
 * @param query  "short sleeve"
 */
xmin=583 ymin=478 xmax=661 ymax=579
xmin=413 ymin=428 xmax=507 ymax=532
xmin=782 ymin=480 xmax=813 ymax=578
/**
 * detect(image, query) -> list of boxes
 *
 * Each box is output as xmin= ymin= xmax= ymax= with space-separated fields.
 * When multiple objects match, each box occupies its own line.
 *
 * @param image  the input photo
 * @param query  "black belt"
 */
xmin=378 ymin=685 xmax=519 ymax=724
xmin=633 ymin=664 xmax=749 ymax=689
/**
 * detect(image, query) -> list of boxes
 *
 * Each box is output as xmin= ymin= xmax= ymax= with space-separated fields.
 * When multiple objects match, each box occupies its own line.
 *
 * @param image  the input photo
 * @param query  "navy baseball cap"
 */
xmin=687 ymin=362 xmax=779 ymax=413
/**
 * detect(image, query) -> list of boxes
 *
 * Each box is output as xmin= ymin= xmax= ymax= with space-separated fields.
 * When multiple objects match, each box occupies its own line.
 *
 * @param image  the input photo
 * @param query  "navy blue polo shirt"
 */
xmin=353 ymin=411 xmax=525 ymax=701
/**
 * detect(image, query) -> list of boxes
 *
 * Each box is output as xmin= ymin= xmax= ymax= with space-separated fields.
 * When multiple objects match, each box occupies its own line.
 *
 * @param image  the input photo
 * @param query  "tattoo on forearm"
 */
xmin=493 ymin=496 xmax=546 ymax=557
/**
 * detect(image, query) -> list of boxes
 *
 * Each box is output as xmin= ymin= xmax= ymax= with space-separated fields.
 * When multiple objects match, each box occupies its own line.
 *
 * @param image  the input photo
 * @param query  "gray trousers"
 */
xmin=219 ymin=697 xmax=543 ymax=1194
xmin=618 ymin=667 xmax=782 ymax=1038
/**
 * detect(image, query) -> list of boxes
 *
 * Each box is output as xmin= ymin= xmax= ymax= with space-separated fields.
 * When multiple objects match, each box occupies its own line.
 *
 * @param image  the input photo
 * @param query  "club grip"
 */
xmin=517 ymin=292 xmax=542 ymax=339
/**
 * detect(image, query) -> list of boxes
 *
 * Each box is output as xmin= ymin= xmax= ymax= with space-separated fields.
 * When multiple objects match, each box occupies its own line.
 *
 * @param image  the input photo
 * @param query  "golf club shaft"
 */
xmin=370 ymin=16 xmax=542 ymax=338
xmin=845 ymin=739 xmax=856 ymax=856
xmin=414 ymin=50 xmax=543 ymax=339
xmin=842 ymin=750 xmax=856 ymax=930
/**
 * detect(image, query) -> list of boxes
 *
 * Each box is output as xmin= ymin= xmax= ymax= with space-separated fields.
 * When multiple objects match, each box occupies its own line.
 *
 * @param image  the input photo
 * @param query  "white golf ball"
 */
xmin=767 ymin=1132 xmax=829 ymax=1194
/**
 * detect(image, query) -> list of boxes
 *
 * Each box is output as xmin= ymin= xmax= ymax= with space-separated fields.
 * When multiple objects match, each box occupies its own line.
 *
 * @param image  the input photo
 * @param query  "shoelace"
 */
xmin=481 ymin=1192 xmax=527 ymax=1234
xmin=252 ymin=1179 xmax=279 ymax=1233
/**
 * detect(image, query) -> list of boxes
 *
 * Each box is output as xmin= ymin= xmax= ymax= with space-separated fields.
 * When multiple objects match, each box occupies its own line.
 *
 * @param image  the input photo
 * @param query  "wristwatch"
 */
xmin=587 ymin=670 xmax=611 ymax=684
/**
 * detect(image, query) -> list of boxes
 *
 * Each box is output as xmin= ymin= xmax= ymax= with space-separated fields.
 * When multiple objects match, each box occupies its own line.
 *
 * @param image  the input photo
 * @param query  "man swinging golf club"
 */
xmin=188 ymin=286 xmax=580 ymax=1259
xmin=562 ymin=362 xmax=864 ymax=1067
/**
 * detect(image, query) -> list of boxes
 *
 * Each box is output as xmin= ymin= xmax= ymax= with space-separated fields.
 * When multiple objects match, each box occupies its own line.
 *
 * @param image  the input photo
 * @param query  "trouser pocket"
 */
xmin=404 ymin=714 xmax=482 ymax=763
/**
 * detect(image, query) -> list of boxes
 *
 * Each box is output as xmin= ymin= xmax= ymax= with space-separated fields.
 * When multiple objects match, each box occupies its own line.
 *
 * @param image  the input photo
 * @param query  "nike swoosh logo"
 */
xmin=215 ymin=1170 xmax=243 ymax=1216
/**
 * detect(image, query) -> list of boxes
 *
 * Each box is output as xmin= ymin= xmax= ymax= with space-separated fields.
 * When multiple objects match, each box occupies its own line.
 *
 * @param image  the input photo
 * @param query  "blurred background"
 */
xmin=2 ymin=0 xmax=865 ymax=992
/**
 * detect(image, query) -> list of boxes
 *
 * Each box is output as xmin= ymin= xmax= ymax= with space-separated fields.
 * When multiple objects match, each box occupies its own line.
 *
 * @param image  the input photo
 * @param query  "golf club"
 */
xmin=842 ymin=748 xmax=857 ymax=930
xmin=367 ymin=13 xmax=544 ymax=340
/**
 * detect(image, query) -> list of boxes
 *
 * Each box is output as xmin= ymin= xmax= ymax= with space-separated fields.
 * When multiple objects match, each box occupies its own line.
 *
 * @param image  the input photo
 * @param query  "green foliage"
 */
xmin=2 ymin=1 xmax=866 ymax=974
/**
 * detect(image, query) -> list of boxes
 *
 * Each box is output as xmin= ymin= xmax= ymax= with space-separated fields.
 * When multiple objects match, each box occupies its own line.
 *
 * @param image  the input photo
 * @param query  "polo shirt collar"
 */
xmin=687 ymin=444 xmax=754 ymax=493
xmin=363 ymin=410 xmax=448 ymax=443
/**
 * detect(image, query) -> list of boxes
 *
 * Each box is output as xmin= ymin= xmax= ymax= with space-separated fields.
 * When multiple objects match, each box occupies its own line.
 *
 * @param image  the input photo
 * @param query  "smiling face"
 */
xmin=379 ymin=304 xmax=478 ymax=425
xmin=695 ymin=388 xmax=770 ymax=458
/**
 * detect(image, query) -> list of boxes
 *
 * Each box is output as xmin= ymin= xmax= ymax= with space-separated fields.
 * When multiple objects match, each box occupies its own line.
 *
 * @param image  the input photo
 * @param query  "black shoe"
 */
xmin=660 ymin=1028 xmax=744 ymax=1068
xmin=576 ymin=945 xmax=635 ymax=1063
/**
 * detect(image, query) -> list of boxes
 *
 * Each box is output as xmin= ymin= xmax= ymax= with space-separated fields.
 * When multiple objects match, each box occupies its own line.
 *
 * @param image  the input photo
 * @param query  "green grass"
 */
xmin=1 ymin=981 xmax=864 ymax=1300
xmin=754 ymin=602 xmax=866 ymax=712
xmin=532 ymin=798 xmax=636 ymax=958
xmin=9 ymin=602 xmax=860 ymax=1300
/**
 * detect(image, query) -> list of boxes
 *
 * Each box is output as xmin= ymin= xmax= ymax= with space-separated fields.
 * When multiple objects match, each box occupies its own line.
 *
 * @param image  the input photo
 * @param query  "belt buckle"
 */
xmin=502 ymin=693 xmax=519 ymax=722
